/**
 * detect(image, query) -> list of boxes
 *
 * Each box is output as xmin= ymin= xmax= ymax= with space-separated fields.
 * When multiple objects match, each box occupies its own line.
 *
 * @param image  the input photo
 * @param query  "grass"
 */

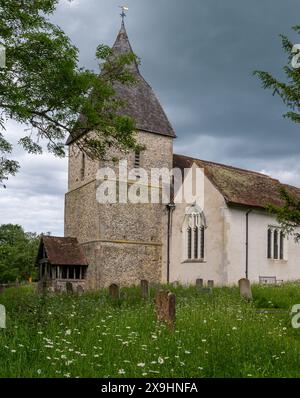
xmin=0 ymin=282 xmax=300 ymax=378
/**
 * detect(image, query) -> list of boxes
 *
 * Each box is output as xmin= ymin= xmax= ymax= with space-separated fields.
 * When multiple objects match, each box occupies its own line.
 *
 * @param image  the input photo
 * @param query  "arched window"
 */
xmin=280 ymin=231 xmax=284 ymax=260
xmin=267 ymin=228 xmax=272 ymax=258
xmin=273 ymin=229 xmax=278 ymax=259
xmin=187 ymin=227 xmax=192 ymax=259
xmin=267 ymin=227 xmax=286 ymax=260
xmin=184 ymin=205 xmax=206 ymax=261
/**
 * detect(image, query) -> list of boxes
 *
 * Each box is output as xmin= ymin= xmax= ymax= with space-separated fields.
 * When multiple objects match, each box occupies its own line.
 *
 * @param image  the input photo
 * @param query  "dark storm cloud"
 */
xmin=2 ymin=0 xmax=300 ymax=235
xmin=53 ymin=0 xmax=300 ymax=169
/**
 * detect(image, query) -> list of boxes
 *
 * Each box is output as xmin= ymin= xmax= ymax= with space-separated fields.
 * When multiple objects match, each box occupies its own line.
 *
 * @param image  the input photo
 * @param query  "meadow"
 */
xmin=0 ymin=283 xmax=300 ymax=378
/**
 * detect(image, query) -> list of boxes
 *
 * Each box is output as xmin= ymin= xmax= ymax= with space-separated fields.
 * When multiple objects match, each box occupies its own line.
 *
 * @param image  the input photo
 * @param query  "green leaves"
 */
xmin=0 ymin=224 xmax=40 ymax=282
xmin=0 ymin=0 xmax=140 ymax=185
xmin=255 ymin=26 xmax=300 ymax=237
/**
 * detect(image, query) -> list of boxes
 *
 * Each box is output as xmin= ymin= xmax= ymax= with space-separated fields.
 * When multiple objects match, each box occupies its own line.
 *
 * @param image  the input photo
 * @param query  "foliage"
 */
xmin=0 ymin=0 xmax=141 ymax=185
xmin=0 ymin=224 xmax=40 ymax=283
xmin=0 ymin=283 xmax=300 ymax=377
xmin=266 ymin=187 xmax=300 ymax=240
xmin=254 ymin=26 xmax=300 ymax=237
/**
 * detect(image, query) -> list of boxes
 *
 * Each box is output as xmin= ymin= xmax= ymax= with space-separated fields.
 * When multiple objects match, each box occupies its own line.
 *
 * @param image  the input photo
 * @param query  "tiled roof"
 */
xmin=37 ymin=236 xmax=88 ymax=266
xmin=173 ymin=153 xmax=300 ymax=209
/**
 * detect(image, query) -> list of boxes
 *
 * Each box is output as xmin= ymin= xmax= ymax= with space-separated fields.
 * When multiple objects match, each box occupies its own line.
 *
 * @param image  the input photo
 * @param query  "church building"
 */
xmin=37 ymin=20 xmax=300 ymax=291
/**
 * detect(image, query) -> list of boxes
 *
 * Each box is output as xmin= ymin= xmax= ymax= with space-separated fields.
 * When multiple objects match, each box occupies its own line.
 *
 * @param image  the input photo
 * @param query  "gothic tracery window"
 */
xmin=184 ymin=205 xmax=206 ymax=261
xmin=267 ymin=227 xmax=285 ymax=260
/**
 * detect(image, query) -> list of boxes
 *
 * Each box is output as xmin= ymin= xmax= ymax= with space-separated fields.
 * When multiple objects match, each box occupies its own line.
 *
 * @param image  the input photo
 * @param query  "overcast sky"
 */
xmin=1 ymin=0 xmax=300 ymax=236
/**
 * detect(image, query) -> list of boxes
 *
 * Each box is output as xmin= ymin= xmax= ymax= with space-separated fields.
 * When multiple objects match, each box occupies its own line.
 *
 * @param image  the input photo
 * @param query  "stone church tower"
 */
xmin=64 ymin=21 xmax=175 ymax=289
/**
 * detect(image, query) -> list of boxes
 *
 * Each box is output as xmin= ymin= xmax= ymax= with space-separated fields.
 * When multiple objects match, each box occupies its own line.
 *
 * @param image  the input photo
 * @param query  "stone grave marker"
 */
xmin=238 ymin=278 xmax=252 ymax=301
xmin=141 ymin=280 xmax=149 ymax=299
xmin=109 ymin=284 xmax=120 ymax=300
xmin=66 ymin=281 xmax=73 ymax=294
xmin=196 ymin=279 xmax=203 ymax=288
xmin=155 ymin=290 xmax=176 ymax=330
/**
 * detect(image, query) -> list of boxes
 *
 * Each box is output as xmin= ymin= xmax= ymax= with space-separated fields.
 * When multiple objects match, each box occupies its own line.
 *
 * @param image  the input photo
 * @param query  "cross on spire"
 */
xmin=119 ymin=5 xmax=128 ymax=22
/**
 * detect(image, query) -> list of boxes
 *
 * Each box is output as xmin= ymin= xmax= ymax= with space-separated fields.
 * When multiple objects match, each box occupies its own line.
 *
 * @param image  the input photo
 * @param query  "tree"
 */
xmin=254 ymin=26 xmax=300 ymax=239
xmin=0 ymin=0 xmax=141 ymax=186
xmin=0 ymin=224 xmax=40 ymax=283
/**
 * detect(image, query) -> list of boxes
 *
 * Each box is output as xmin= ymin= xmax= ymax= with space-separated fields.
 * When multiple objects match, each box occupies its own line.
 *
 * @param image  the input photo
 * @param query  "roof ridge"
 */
xmin=173 ymin=153 xmax=278 ymax=181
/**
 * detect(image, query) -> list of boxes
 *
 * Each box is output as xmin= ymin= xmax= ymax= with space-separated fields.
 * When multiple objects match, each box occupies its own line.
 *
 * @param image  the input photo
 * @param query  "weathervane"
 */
xmin=119 ymin=5 xmax=128 ymax=22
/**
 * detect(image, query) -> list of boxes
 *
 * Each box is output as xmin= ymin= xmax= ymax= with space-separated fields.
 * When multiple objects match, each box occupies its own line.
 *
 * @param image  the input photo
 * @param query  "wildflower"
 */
xmin=185 ymin=350 xmax=191 ymax=354
xmin=232 ymin=327 xmax=237 ymax=330
xmin=118 ymin=369 xmax=126 ymax=375
xmin=37 ymin=369 xmax=42 ymax=375
xmin=11 ymin=349 xmax=16 ymax=353
xmin=158 ymin=357 xmax=164 ymax=364
xmin=201 ymin=339 xmax=207 ymax=343
xmin=65 ymin=329 xmax=71 ymax=336
xmin=137 ymin=363 xmax=145 ymax=368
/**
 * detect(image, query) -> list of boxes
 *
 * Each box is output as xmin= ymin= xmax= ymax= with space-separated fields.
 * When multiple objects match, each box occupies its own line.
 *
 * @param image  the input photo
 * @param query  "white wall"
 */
xmin=225 ymin=208 xmax=300 ymax=284
xmin=169 ymin=163 xmax=300 ymax=286
xmin=169 ymin=165 xmax=228 ymax=285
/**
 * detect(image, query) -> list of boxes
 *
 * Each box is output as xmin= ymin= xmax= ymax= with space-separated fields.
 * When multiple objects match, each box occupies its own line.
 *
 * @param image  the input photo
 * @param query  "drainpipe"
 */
xmin=245 ymin=209 xmax=252 ymax=279
xmin=166 ymin=203 xmax=176 ymax=284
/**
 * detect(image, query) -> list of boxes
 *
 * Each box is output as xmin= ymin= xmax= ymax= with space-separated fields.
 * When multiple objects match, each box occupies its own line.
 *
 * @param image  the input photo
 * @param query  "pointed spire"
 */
xmin=111 ymin=19 xmax=139 ymax=73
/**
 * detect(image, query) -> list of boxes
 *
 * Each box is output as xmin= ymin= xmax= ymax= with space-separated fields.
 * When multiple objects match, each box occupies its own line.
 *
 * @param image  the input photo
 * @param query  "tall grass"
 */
xmin=0 ymin=283 xmax=300 ymax=378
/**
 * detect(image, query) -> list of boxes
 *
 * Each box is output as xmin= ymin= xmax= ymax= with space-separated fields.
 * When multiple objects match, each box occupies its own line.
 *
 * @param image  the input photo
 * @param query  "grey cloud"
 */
xmin=2 ymin=0 xmax=300 ymax=234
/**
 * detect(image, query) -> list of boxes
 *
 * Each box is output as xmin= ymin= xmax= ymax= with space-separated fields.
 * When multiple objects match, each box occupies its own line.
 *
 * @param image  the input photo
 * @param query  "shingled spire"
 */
xmin=66 ymin=20 xmax=175 ymax=145
xmin=110 ymin=20 xmax=176 ymax=138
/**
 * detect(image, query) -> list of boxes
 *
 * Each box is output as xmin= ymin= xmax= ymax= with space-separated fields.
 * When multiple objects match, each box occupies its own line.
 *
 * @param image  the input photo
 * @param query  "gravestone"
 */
xmin=155 ymin=290 xmax=176 ymax=329
xmin=196 ymin=279 xmax=203 ymax=288
xmin=199 ymin=288 xmax=212 ymax=295
xmin=207 ymin=280 xmax=214 ymax=288
xmin=238 ymin=278 xmax=252 ymax=300
xmin=66 ymin=282 xmax=73 ymax=294
xmin=0 ymin=285 xmax=4 ymax=294
xmin=77 ymin=285 xmax=84 ymax=295
xmin=109 ymin=284 xmax=120 ymax=300
xmin=0 ymin=305 xmax=5 ymax=329
xmin=140 ymin=280 xmax=149 ymax=299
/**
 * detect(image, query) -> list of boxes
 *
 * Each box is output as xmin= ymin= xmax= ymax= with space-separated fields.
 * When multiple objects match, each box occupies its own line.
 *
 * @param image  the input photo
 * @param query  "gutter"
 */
xmin=166 ymin=202 xmax=176 ymax=284
xmin=245 ymin=209 xmax=252 ymax=279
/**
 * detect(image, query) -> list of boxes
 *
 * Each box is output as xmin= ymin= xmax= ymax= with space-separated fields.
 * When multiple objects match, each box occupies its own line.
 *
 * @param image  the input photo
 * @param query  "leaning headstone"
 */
xmin=207 ymin=280 xmax=214 ymax=288
xmin=66 ymin=282 xmax=73 ymax=294
xmin=155 ymin=290 xmax=176 ymax=330
xmin=196 ymin=279 xmax=203 ymax=288
xmin=238 ymin=278 xmax=252 ymax=300
xmin=141 ymin=280 xmax=149 ymax=299
xmin=109 ymin=284 xmax=120 ymax=300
